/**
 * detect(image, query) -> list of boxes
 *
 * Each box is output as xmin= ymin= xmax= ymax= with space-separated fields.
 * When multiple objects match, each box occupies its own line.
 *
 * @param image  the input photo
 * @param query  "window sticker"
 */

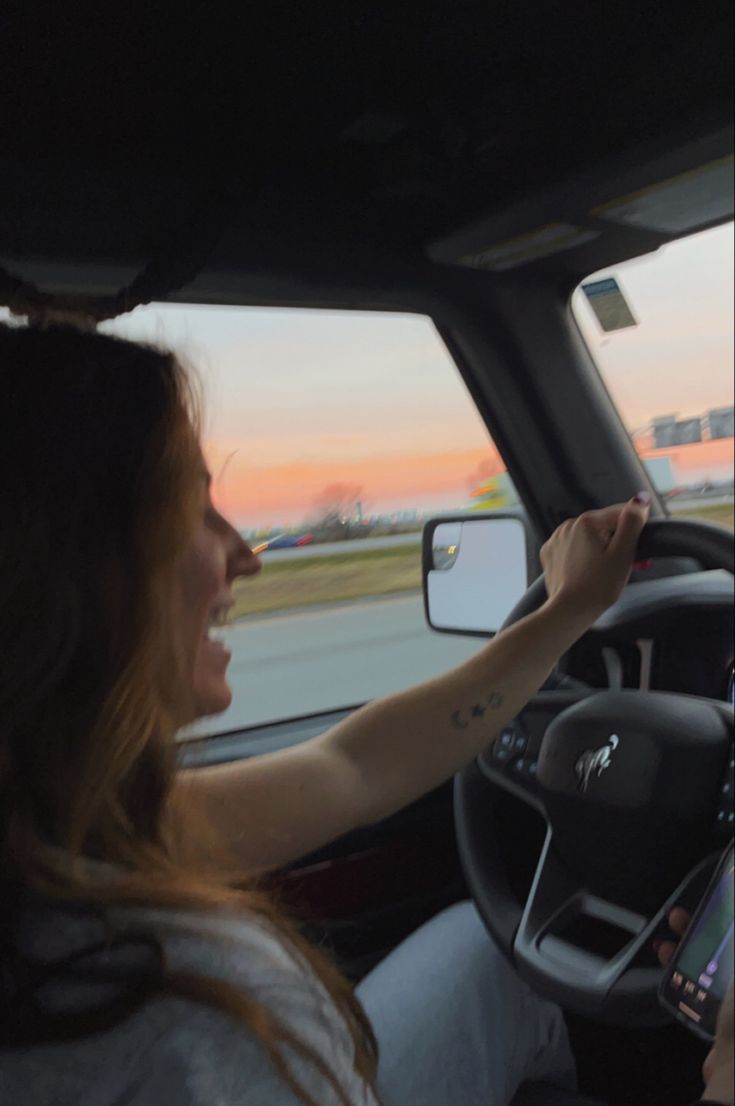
xmin=581 ymin=276 xmax=637 ymax=332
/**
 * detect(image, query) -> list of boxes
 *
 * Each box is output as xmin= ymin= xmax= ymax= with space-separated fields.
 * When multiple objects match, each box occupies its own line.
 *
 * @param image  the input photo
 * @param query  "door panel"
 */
xmin=268 ymin=781 xmax=466 ymax=981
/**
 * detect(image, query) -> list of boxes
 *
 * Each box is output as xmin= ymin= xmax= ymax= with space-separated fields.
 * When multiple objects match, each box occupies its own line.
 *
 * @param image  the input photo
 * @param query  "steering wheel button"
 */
xmin=512 ymin=734 xmax=528 ymax=754
xmin=499 ymin=730 xmax=514 ymax=748
xmin=493 ymin=744 xmax=512 ymax=763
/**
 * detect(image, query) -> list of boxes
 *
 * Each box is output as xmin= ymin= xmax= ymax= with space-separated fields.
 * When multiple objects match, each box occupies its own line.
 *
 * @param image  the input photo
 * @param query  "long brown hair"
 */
xmin=0 ymin=321 xmax=379 ymax=1105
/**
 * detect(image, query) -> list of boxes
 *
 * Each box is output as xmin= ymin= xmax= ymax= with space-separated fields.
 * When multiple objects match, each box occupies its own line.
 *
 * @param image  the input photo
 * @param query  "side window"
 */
xmin=572 ymin=223 xmax=734 ymax=532
xmin=102 ymin=306 xmax=516 ymax=735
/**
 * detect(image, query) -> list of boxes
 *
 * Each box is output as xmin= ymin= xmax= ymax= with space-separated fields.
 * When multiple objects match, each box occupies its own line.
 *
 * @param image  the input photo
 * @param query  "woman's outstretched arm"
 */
xmin=179 ymin=499 xmax=649 ymax=871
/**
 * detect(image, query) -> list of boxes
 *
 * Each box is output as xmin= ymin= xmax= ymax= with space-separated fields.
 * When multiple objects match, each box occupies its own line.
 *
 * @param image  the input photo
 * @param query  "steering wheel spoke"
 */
xmin=513 ymin=832 xmax=663 ymax=1020
xmin=513 ymin=835 xmax=729 ymax=1022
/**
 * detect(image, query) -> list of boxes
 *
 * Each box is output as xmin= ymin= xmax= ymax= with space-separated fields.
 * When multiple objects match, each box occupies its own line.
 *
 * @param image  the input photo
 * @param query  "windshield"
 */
xmin=572 ymin=223 xmax=734 ymax=531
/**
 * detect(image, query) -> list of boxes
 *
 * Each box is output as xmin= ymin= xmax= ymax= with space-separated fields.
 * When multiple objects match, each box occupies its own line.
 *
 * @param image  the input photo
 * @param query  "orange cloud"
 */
xmin=206 ymin=435 xmax=734 ymax=528
xmin=206 ymin=444 xmax=499 ymax=526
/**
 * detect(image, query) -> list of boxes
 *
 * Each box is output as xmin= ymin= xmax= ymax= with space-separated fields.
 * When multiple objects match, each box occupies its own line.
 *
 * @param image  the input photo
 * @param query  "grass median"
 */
xmin=232 ymin=501 xmax=734 ymax=620
xmin=668 ymin=501 xmax=734 ymax=530
xmin=232 ymin=542 xmax=423 ymax=619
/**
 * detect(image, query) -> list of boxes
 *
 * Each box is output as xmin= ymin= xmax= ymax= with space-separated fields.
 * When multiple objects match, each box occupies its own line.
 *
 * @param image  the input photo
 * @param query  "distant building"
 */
xmin=706 ymin=406 xmax=735 ymax=440
xmin=467 ymin=473 xmax=518 ymax=510
xmin=674 ymin=418 xmax=703 ymax=445
xmin=651 ymin=415 xmax=678 ymax=449
xmin=651 ymin=414 xmax=702 ymax=448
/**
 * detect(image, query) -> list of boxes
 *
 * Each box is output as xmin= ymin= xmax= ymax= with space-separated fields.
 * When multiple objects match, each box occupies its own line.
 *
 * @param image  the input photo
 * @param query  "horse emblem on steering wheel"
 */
xmin=575 ymin=734 xmax=620 ymax=793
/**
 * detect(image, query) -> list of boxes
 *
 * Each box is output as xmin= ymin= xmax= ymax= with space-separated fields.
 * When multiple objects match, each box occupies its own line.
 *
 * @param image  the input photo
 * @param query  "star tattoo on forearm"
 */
xmin=450 ymin=691 xmax=504 ymax=730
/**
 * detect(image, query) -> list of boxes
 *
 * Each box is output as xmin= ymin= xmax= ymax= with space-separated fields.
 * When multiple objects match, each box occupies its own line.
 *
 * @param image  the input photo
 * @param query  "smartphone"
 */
xmin=659 ymin=844 xmax=734 ymax=1041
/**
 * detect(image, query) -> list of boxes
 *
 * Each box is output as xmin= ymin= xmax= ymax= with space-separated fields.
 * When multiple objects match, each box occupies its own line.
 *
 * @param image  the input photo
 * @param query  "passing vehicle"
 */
xmin=1 ymin=5 xmax=733 ymax=1104
xmin=259 ymin=534 xmax=315 ymax=551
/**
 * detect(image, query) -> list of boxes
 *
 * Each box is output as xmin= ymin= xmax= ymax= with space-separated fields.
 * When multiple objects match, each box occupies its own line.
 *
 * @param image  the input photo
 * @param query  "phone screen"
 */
xmin=660 ymin=846 xmax=734 ymax=1039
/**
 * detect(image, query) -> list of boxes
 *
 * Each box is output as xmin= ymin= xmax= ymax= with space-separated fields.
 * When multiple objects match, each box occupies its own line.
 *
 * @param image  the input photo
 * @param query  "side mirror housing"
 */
xmin=422 ymin=512 xmax=536 ymax=636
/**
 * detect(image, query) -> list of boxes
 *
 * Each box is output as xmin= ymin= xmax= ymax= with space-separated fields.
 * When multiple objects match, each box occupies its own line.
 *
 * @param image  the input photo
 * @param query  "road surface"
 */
xmin=190 ymin=592 xmax=483 ymax=738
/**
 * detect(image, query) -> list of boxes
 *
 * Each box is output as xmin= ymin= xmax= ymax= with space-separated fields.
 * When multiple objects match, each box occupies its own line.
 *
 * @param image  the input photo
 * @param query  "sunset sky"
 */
xmin=6 ymin=223 xmax=732 ymax=529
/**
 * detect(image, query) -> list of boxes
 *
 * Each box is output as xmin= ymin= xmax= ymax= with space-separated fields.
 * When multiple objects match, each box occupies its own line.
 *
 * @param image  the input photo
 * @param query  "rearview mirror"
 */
xmin=422 ymin=513 xmax=534 ymax=636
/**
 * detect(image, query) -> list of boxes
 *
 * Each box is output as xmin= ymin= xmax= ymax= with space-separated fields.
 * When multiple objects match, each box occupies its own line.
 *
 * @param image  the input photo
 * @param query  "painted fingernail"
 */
xmin=633 ymin=491 xmax=651 ymax=505
xmin=633 ymin=559 xmax=653 ymax=571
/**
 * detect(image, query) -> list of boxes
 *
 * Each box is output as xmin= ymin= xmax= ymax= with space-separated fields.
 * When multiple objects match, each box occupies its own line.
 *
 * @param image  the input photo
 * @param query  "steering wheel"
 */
xmin=455 ymin=518 xmax=734 ymax=1025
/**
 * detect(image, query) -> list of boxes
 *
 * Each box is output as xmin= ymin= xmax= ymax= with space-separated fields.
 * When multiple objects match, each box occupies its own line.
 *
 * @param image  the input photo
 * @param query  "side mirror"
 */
xmin=422 ymin=513 xmax=535 ymax=636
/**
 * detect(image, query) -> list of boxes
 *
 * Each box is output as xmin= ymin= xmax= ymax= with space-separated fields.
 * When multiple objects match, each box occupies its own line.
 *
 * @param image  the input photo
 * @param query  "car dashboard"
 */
xmin=563 ymin=567 xmax=734 ymax=705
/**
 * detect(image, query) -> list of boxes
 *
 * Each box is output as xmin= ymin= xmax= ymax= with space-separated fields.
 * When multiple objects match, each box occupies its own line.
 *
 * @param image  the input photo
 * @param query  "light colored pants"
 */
xmin=357 ymin=901 xmax=581 ymax=1106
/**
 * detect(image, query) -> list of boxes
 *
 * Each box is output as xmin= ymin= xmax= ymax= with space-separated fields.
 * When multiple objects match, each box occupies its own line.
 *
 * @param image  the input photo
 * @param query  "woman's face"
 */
xmin=172 ymin=464 xmax=261 ymax=722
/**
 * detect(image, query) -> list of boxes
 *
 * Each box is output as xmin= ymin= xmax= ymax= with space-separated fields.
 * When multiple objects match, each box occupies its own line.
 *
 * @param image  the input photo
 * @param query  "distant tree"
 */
xmin=308 ymin=483 xmax=365 ymax=540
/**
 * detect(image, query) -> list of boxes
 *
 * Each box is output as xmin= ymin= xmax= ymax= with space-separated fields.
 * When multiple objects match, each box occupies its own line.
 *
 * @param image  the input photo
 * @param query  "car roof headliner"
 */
xmin=1 ymin=3 xmax=733 ymax=304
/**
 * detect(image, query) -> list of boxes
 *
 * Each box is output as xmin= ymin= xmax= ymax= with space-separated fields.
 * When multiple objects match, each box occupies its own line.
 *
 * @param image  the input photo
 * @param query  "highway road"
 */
xmin=253 ymin=532 xmax=422 ymax=561
xmin=191 ymin=591 xmax=483 ymax=738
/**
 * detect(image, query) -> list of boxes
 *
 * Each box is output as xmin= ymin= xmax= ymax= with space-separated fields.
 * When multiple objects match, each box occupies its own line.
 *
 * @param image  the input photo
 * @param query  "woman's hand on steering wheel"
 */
xmin=540 ymin=494 xmax=651 ymax=623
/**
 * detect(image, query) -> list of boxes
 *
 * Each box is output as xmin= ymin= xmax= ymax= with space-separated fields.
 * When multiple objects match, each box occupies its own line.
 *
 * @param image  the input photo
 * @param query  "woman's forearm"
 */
xmin=182 ymin=502 xmax=647 ymax=868
xmin=325 ymin=597 xmax=592 ymax=826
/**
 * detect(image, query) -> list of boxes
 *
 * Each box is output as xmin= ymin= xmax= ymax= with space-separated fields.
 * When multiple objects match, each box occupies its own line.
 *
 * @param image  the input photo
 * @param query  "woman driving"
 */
xmin=0 ymin=322 xmax=728 ymax=1106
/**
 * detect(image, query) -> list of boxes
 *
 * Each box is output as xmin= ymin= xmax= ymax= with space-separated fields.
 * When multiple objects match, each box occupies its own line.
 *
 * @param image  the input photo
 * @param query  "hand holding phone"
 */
xmin=658 ymin=913 xmax=735 ymax=1105
xmin=657 ymin=847 xmax=735 ymax=1105
xmin=659 ymin=845 xmax=734 ymax=1042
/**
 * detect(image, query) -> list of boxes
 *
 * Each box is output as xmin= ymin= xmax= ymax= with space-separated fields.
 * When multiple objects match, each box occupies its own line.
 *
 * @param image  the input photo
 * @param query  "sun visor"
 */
xmin=592 ymin=156 xmax=734 ymax=235
xmin=428 ymin=136 xmax=733 ymax=275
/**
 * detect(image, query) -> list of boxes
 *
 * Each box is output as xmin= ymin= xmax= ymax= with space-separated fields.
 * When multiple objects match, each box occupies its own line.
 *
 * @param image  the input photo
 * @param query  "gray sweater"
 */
xmin=0 ymin=899 xmax=377 ymax=1106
